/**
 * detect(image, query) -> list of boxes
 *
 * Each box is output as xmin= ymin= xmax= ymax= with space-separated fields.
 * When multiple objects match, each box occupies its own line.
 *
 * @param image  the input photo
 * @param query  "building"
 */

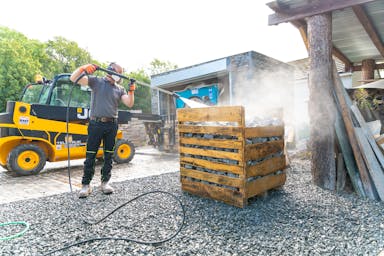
xmin=151 ymin=51 xmax=295 ymax=125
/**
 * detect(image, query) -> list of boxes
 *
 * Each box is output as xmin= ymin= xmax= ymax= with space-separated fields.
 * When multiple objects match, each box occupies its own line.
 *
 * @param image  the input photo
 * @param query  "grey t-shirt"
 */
xmin=88 ymin=77 xmax=127 ymax=118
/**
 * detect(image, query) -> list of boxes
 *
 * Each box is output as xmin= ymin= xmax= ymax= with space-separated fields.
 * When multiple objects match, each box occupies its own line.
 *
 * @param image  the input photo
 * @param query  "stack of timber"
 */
xmin=177 ymin=106 xmax=286 ymax=208
xmin=333 ymin=65 xmax=384 ymax=200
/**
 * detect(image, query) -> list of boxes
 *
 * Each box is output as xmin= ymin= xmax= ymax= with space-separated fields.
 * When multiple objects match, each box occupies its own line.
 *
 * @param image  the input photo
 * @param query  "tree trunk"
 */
xmin=307 ymin=13 xmax=336 ymax=190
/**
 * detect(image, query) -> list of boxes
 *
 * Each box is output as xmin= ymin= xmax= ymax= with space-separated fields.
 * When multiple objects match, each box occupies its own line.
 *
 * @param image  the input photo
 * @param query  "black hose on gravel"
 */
xmin=43 ymin=73 xmax=185 ymax=256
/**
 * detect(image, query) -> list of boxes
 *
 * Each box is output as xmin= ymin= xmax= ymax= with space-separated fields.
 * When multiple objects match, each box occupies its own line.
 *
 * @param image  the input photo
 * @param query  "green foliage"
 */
xmin=354 ymin=88 xmax=376 ymax=109
xmin=0 ymin=27 xmax=98 ymax=112
xmin=45 ymin=36 xmax=96 ymax=75
xmin=147 ymin=58 xmax=178 ymax=76
xmin=0 ymin=25 xmax=177 ymax=115
xmin=119 ymin=69 xmax=152 ymax=113
xmin=0 ymin=27 xmax=41 ymax=110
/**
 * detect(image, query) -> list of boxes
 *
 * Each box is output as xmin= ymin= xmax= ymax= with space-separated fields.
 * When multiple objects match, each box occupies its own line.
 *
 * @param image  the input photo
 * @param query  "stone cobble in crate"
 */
xmin=178 ymin=106 xmax=286 ymax=208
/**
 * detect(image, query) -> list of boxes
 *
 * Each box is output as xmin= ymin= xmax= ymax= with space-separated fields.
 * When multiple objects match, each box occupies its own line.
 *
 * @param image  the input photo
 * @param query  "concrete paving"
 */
xmin=0 ymin=146 xmax=179 ymax=204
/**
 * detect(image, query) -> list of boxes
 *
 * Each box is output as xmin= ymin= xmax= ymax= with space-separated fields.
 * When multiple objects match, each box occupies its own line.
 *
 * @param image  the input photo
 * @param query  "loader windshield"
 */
xmin=50 ymin=76 xmax=91 ymax=108
xmin=21 ymin=83 xmax=49 ymax=104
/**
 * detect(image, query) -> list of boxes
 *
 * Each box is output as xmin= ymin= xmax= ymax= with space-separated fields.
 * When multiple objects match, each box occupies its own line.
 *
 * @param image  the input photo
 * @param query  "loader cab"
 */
xmin=20 ymin=74 xmax=91 ymax=108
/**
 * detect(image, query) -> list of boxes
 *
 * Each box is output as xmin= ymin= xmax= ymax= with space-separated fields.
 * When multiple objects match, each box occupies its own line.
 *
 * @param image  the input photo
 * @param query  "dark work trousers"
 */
xmin=82 ymin=120 xmax=118 ymax=185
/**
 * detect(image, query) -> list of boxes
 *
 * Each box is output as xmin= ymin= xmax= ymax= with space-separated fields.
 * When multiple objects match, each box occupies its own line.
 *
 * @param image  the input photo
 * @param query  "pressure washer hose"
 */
xmin=42 ymin=70 xmax=186 ymax=255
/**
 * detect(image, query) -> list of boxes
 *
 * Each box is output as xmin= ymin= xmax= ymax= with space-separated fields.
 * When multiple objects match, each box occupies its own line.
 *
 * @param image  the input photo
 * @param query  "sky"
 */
xmin=0 ymin=0 xmax=308 ymax=73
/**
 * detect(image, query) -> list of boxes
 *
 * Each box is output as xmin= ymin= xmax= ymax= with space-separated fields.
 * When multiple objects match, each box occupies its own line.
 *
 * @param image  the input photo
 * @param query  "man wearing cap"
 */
xmin=70 ymin=63 xmax=135 ymax=198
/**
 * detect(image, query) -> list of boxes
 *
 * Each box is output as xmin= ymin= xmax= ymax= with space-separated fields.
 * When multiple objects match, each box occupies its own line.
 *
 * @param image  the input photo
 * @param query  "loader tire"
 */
xmin=113 ymin=139 xmax=135 ymax=164
xmin=7 ymin=144 xmax=46 ymax=176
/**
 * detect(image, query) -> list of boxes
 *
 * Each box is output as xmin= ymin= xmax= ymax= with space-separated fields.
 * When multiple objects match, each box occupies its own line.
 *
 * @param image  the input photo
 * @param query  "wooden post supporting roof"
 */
xmin=307 ymin=13 xmax=336 ymax=190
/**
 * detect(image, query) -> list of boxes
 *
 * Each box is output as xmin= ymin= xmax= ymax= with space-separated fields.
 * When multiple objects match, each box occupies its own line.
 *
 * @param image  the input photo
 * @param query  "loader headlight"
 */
xmin=19 ymin=106 xmax=27 ymax=113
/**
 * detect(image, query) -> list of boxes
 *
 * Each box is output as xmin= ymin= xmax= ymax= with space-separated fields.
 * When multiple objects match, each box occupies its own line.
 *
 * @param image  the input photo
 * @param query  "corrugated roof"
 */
xmin=151 ymin=58 xmax=227 ymax=88
xmin=268 ymin=0 xmax=384 ymax=68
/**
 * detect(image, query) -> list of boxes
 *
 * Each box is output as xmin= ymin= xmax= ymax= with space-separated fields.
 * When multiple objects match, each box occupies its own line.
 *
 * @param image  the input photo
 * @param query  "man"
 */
xmin=70 ymin=63 xmax=135 ymax=198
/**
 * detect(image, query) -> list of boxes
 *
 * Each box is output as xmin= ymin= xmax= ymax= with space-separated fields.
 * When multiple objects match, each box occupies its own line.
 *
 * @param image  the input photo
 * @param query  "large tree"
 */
xmin=45 ymin=36 xmax=95 ymax=75
xmin=147 ymin=58 xmax=178 ymax=76
xmin=0 ymin=27 xmax=41 ymax=111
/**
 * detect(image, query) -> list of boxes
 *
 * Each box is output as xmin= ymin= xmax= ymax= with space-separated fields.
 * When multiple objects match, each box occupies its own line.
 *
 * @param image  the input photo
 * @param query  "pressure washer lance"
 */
xmin=95 ymin=65 xmax=180 ymax=98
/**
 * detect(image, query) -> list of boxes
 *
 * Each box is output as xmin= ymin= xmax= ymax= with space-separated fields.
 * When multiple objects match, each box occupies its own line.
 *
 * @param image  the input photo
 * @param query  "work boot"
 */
xmin=79 ymin=185 xmax=92 ymax=198
xmin=101 ymin=182 xmax=114 ymax=194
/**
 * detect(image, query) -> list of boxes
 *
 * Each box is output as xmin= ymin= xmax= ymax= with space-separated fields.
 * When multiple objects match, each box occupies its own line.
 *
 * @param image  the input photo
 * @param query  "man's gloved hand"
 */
xmin=129 ymin=83 xmax=136 ymax=92
xmin=80 ymin=64 xmax=97 ymax=75
xmin=129 ymin=79 xmax=136 ymax=91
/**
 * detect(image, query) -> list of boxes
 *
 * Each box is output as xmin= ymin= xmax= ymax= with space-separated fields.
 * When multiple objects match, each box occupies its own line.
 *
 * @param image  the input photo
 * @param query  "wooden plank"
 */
xmin=177 ymin=106 xmax=244 ymax=125
xmin=246 ymin=173 xmax=286 ymax=198
xmin=351 ymin=105 xmax=384 ymax=169
xmin=181 ymin=177 xmax=245 ymax=208
xmin=353 ymin=5 xmax=384 ymax=58
xmin=334 ymin=113 xmax=366 ymax=197
xmin=245 ymin=125 xmax=284 ymax=138
xmin=178 ymin=125 xmax=243 ymax=137
xmin=336 ymin=153 xmax=346 ymax=193
xmin=244 ymin=140 xmax=284 ymax=161
xmin=354 ymin=127 xmax=384 ymax=200
xmin=246 ymin=155 xmax=286 ymax=178
xmin=180 ymin=168 xmax=242 ymax=188
xmin=179 ymin=137 xmax=243 ymax=150
xmin=351 ymin=105 xmax=384 ymax=200
xmin=332 ymin=63 xmax=377 ymax=199
xmin=179 ymin=146 xmax=243 ymax=162
xmin=375 ymin=134 xmax=384 ymax=145
xmin=180 ymin=156 xmax=243 ymax=175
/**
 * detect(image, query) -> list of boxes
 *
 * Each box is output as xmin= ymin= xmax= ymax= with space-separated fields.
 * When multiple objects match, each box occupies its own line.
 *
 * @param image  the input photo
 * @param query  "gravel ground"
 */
xmin=1 ymin=155 xmax=384 ymax=256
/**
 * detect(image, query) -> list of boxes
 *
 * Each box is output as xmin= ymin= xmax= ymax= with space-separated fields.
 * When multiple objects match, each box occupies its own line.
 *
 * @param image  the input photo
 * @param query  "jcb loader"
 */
xmin=0 ymin=74 xmax=164 ymax=175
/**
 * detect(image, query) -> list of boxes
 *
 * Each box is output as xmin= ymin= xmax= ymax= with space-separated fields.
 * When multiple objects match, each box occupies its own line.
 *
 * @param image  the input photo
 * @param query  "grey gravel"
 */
xmin=1 ymin=157 xmax=384 ymax=256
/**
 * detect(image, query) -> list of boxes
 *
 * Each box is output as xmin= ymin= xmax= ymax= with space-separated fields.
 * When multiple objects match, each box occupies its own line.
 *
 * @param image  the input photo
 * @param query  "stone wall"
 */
xmin=119 ymin=119 xmax=147 ymax=147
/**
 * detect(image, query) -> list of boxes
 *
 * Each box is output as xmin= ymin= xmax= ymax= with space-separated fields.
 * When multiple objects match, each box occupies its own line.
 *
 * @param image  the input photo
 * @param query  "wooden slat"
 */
xmin=336 ymin=153 xmax=346 ymax=193
xmin=376 ymin=134 xmax=384 ymax=145
xmin=352 ymin=5 xmax=384 ymax=58
xmin=332 ymin=63 xmax=377 ymax=199
xmin=246 ymin=155 xmax=286 ymax=178
xmin=180 ymin=168 xmax=242 ymax=188
xmin=351 ymin=104 xmax=384 ymax=200
xmin=354 ymin=127 xmax=382 ymax=199
xmin=178 ymin=125 xmax=243 ymax=137
xmin=245 ymin=126 xmax=284 ymax=138
xmin=180 ymin=146 xmax=243 ymax=162
xmin=180 ymin=156 xmax=243 ymax=175
xmin=244 ymin=140 xmax=284 ymax=161
xmin=177 ymin=106 xmax=244 ymax=125
xmin=181 ymin=177 xmax=245 ymax=208
xmin=246 ymin=173 xmax=286 ymax=198
xmin=180 ymin=137 xmax=243 ymax=150
xmin=334 ymin=114 xmax=366 ymax=197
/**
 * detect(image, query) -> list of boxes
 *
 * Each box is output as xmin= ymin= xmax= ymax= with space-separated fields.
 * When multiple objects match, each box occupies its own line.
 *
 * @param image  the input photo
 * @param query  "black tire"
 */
xmin=7 ymin=144 xmax=46 ymax=176
xmin=113 ymin=139 xmax=135 ymax=164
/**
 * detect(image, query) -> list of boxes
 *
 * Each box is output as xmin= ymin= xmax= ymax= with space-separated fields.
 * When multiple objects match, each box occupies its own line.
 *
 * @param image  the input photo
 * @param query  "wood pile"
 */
xmin=333 ymin=65 xmax=384 ymax=200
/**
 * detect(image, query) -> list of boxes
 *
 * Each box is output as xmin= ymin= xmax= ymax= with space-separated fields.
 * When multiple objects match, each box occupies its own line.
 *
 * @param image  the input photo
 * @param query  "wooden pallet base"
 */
xmin=181 ymin=172 xmax=286 ymax=208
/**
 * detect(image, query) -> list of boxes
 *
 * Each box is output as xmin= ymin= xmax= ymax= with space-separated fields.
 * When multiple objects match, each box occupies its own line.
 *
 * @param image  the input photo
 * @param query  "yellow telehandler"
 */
xmin=0 ymin=74 xmax=164 ymax=175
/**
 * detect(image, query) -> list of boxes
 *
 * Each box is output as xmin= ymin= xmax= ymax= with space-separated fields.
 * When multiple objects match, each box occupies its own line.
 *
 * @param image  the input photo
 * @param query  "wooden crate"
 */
xmin=177 ymin=106 xmax=286 ymax=208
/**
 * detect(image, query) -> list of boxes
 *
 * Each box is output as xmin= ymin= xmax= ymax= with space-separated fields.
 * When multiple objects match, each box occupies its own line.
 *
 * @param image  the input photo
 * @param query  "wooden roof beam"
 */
xmin=332 ymin=47 xmax=353 ymax=72
xmin=290 ymin=20 xmax=353 ymax=71
xmin=353 ymin=63 xmax=384 ymax=71
xmin=267 ymin=0 xmax=376 ymax=26
xmin=352 ymin=5 xmax=384 ymax=58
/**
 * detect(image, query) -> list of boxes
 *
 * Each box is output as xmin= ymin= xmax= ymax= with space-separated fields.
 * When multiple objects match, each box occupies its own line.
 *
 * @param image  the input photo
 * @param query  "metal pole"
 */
xmin=96 ymin=66 xmax=178 ymax=97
